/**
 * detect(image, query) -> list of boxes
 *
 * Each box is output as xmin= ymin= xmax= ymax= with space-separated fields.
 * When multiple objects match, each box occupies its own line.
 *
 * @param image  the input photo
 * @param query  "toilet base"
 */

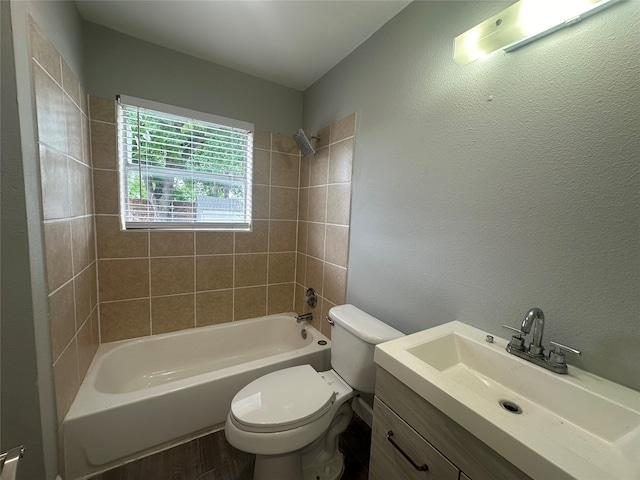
xmin=253 ymin=452 xmax=302 ymax=480
xmin=302 ymin=449 xmax=344 ymax=480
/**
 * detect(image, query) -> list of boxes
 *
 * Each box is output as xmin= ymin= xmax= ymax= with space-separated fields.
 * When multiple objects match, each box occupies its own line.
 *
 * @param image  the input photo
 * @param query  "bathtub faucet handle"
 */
xmin=296 ymin=313 xmax=313 ymax=323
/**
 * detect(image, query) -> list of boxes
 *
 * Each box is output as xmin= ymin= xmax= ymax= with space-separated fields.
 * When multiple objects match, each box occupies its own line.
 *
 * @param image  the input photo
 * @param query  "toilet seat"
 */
xmin=230 ymin=365 xmax=336 ymax=433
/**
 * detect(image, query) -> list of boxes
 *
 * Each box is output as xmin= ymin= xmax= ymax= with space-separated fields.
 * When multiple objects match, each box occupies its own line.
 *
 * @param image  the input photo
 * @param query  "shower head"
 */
xmin=292 ymin=129 xmax=318 ymax=157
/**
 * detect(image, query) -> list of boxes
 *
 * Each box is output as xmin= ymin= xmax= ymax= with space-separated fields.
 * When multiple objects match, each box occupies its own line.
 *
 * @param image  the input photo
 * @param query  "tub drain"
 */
xmin=499 ymin=400 xmax=522 ymax=414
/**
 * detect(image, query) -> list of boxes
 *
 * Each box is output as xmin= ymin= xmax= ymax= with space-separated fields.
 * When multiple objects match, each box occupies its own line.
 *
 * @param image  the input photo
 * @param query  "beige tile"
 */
xmin=271 ymin=152 xmax=299 ymax=188
xmin=298 ymin=187 xmax=309 ymax=222
xmin=90 ymin=308 xmax=99 ymax=346
xmin=268 ymin=283 xmax=295 ymax=314
xmin=320 ymin=298 xmax=336 ymax=339
xmin=83 ymin=162 xmax=94 ymax=215
xmin=306 ymin=257 xmax=324 ymax=296
xmin=315 ymin=125 xmax=330 ymax=150
xmin=308 ymin=186 xmax=327 ymax=223
xmin=297 ymin=221 xmax=308 ymax=255
xmin=53 ymin=341 xmax=79 ymax=424
xmin=272 ymin=133 xmax=299 ymax=155
xmin=93 ymin=169 xmax=119 ymax=215
xmin=253 ymin=149 xmax=270 ymax=185
xmin=234 ymin=286 xmax=267 ymax=321
xmin=196 ymin=255 xmax=233 ymax=291
xmin=61 ymin=59 xmax=81 ymax=107
xmin=90 ymin=120 xmax=117 ymax=170
xmin=235 ymin=220 xmax=268 ymax=253
xmin=269 ymin=221 xmax=297 ymax=252
xmin=150 ymin=231 xmax=194 ymax=256
xmin=330 ymin=113 xmax=356 ymax=144
xmin=96 ymin=216 xmax=148 ymax=259
xmin=151 ymin=294 xmax=195 ymax=334
xmin=323 ymin=264 xmax=347 ymax=306
xmin=326 ymin=183 xmax=352 ymax=226
xmin=307 ymin=222 xmax=326 ymax=260
xmin=252 ymin=184 xmax=270 ymax=220
xmin=329 ymin=138 xmax=354 ymax=184
xmin=325 ymin=225 xmax=350 ymax=267
xmin=49 ymin=282 xmax=75 ymax=361
xmin=98 ymin=258 xmax=149 ymax=301
xmin=39 ymin=145 xmax=69 ymax=220
xmin=100 ymin=299 xmax=150 ymax=342
xmin=29 ymin=18 xmax=62 ymax=83
xmin=270 ymin=187 xmax=298 ymax=220
xmin=89 ymin=96 xmax=116 ymax=124
xmin=88 ymin=262 xmax=98 ymax=311
xmin=300 ymin=156 xmax=311 ymax=188
xmin=253 ymin=130 xmax=271 ymax=150
xmin=44 ymin=220 xmax=73 ymax=292
xmin=294 ymin=283 xmax=310 ymax=316
xmin=68 ymin=159 xmax=86 ymax=217
xmin=196 ymin=231 xmax=234 ymax=255
xmin=150 ymin=257 xmax=194 ymax=296
xmin=33 ymin=63 xmax=67 ymax=152
xmin=65 ymin=95 xmax=83 ymax=162
xmin=81 ymin=114 xmax=91 ymax=166
xmin=77 ymin=315 xmax=98 ymax=381
xmin=295 ymin=253 xmax=307 ymax=287
xmin=310 ymin=147 xmax=329 ymax=186
xmin=70 ymin=217 xmax=89 ymax=274
xmin=268 ymin=252 xmax=295 ymax=284
xmin=74 ymin=267 xmax=93 ymax=327
xmin=235 ymin=254 xmax=267 ymax=287
xmin=196 ymin=290 xmax=233 ymax=326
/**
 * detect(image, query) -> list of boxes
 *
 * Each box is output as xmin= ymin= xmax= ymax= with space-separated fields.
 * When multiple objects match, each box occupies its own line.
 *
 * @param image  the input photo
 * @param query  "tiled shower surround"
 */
xmin=30 ymin=15 xmax=354 ymax=435
xmin=92 ymin=98 xmax=354 ymax=342
xmin=29 ymin=18 xmax=99 ymax=426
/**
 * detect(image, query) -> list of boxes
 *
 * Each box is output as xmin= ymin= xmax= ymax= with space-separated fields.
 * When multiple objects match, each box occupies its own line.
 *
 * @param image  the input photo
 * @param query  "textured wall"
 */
xmin=303 ymin=1 xmax=640 ymax=389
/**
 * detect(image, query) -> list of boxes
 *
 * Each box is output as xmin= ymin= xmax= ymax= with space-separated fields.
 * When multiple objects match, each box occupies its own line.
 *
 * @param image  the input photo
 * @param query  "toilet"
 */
xmin=224 ymin=304 xmax=404 ymax=480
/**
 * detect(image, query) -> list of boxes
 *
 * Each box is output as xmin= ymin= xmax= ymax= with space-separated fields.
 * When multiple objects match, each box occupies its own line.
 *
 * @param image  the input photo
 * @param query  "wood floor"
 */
xmin=91 ymin=415 xmax=371 ymax=480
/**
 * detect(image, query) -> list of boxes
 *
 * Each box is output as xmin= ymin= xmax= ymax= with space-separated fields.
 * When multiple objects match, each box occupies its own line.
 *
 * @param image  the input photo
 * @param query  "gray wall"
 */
xmin=3 ymin=1 xmax=85 ymax=478
xmin=83 ymin=22 xmax=303 ymax=134
xmin=304 ymin=1 xmax=640 ymax=390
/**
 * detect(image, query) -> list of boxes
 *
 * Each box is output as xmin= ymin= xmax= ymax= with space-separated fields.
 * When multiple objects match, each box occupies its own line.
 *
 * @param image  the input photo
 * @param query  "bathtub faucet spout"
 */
xmin=296 ymin=313 xmax=313 ymax=323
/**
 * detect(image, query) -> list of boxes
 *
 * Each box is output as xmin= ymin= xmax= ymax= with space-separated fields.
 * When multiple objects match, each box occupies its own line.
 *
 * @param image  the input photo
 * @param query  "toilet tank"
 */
xmin=328 ymin=304 xmax=404 ymax=393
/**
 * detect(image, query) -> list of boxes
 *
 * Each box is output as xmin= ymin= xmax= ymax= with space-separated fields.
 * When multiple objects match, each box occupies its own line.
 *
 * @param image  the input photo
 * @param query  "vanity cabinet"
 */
xmin=370 ymin=368 xmax=532 ymax=480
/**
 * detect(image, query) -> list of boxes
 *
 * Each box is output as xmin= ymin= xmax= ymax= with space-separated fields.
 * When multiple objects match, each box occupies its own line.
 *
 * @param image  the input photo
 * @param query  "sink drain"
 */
xmin=499 ymin=400 xmax=522 ymax=414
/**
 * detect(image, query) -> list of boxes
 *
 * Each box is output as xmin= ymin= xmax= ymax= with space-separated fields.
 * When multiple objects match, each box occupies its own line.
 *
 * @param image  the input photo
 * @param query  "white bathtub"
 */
xmin=61 ymin=313 xmax=331 ymax=479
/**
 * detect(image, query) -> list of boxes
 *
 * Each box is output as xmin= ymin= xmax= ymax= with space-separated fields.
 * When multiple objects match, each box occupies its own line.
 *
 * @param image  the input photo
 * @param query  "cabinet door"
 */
xmin=370 ymin=398 xmax=459 ymax=480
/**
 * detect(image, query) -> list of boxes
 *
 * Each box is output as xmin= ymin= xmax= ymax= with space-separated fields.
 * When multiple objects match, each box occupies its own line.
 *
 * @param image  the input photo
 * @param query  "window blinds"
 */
xmin=117 ymin=96 xmax=253 ymax=230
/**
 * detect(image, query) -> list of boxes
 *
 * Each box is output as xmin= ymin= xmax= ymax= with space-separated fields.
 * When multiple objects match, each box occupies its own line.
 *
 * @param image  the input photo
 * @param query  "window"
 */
xmin=117 ymin=95 xmax=253 ymax=230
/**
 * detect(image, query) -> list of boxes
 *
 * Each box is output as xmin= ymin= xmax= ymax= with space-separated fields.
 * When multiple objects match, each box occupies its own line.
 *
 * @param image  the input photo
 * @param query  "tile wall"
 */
xmin=295 ymin=114 xmax=355 ymax=338
xmin=29 ymin=18 xmax=99 ymax=424
xmin=92 ymin=97 xmax=305 ymax=342
xmin=92 ymin=100 xmax=355 ymax=343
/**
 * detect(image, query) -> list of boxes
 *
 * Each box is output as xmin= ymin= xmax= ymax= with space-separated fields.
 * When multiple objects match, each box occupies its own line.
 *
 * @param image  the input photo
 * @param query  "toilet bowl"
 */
xmin=224 ymin=304 xmax=404 ymax=480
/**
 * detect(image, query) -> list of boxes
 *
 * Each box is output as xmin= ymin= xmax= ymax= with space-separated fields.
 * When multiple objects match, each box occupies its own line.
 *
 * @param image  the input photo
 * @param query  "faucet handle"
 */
xmin=548 ymin=340 xmax=581 ymax=366
xmin=502 ymin=324 xmax=525 ymax=337
xmin=501 ymin=324 xmax=526 ymax=351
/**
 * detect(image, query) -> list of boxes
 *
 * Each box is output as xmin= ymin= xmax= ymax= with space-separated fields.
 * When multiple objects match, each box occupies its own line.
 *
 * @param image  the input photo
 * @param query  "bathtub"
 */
xmin=61 ymin=313 xmax=331 ymax=479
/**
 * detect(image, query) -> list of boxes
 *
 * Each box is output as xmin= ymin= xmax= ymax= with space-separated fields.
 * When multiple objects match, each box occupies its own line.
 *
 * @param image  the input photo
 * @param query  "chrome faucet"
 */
xmin=520 ymin=307 xmax=545 ymax=356
xmin=296 ymin=313 xmax=313 ymax=323
xmin=502 ymin=308 xmax=581 ymax=374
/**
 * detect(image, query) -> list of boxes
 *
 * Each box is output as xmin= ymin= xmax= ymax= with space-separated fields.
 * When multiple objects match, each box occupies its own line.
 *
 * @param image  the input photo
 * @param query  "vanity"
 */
xmin=370 ymin=321 xmax=640 ymax=480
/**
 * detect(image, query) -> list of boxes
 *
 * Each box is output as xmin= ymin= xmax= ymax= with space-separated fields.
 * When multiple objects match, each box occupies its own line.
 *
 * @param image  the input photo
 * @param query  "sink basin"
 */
xmin=374 ymin=321 xmax=640 ymax=480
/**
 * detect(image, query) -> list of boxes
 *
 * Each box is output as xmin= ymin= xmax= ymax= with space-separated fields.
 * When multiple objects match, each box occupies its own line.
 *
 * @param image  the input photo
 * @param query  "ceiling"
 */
xmin=75 ymin=0 xmax=412 ymax=91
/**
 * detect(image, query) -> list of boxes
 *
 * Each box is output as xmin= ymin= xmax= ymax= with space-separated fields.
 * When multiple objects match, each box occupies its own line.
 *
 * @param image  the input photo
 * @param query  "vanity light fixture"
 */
xmin=453 ymin=0 xmax=622 ymax=65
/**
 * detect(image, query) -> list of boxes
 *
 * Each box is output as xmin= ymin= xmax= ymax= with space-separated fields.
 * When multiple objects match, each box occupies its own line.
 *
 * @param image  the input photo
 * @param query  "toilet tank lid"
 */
xmin=328 ymin=304 xmax=404 ymax=344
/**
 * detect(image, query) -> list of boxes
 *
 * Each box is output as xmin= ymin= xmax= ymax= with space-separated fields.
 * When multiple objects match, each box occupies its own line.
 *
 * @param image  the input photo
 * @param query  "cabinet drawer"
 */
xmin=370 ymin=397 xmax=459 ymax=480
